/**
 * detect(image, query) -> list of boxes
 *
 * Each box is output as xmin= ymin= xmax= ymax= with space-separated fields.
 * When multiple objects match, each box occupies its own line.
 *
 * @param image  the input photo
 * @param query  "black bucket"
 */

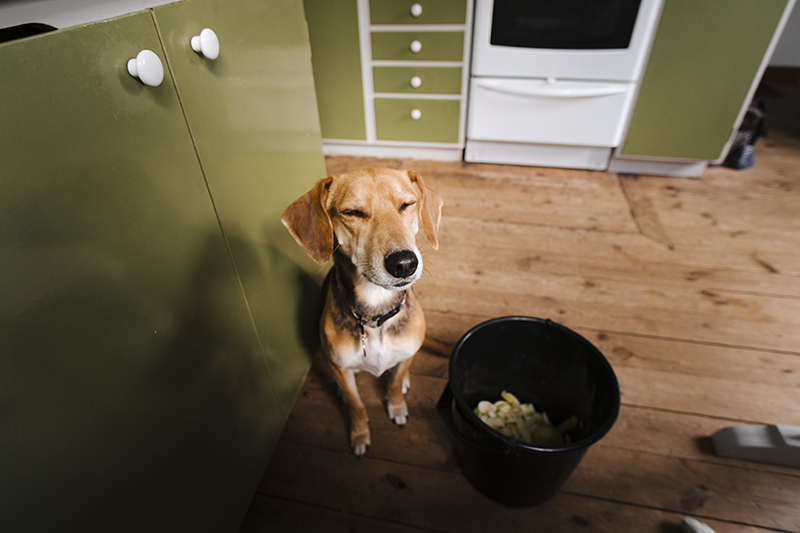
xmin=437 ymin=316 xmax=620 ymax=507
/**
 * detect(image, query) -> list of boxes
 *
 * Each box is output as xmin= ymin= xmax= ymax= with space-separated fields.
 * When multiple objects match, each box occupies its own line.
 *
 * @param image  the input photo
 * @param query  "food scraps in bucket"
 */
xmin=474 ymin=391 xmax=578 ymax=446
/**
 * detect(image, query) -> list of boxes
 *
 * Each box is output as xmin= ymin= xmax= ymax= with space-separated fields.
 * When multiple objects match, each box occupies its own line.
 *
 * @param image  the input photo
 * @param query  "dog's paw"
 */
xmin=401 ymin=374 xmax=411 ymax=395
xmin=387 ymin=400 xmax=409 ymax=427
xmin=351 ymin=433 xmax=371 ymax=457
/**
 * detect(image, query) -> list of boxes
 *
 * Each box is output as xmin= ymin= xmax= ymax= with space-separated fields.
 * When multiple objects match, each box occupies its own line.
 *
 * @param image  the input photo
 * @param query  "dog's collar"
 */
xmin=352 ymin=292 xmax=406 ymax=329
xmin=351 ymin=292 xmax=406 ymax=356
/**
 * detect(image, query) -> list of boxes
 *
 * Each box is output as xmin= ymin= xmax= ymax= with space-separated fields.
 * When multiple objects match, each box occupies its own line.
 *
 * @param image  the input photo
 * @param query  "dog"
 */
xmin=281 ymin=167 xmax=443 ymax=456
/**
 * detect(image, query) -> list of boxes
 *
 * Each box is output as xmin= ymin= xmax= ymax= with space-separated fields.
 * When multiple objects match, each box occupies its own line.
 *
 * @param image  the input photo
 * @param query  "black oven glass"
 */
xmin=490 ymin=0 xmax=642 ymax=50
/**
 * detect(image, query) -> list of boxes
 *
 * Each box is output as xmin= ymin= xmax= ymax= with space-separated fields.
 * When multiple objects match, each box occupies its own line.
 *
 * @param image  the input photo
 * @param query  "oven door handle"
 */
xmin=476 ymin=79 xmax=629 ymax=99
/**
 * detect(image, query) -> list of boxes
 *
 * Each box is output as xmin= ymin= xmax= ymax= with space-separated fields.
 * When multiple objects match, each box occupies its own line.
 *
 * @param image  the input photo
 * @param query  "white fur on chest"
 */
xmin=337 ymin=327 xmax=414 ymax=377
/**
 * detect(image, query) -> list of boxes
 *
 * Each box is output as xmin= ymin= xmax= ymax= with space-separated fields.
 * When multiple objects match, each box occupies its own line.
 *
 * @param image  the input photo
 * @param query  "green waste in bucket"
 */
xmin=437 ymin=316 xmax=620 ymax=507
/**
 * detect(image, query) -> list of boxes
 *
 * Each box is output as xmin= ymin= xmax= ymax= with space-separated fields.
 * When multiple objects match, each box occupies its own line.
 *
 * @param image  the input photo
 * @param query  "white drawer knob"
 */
xmin=410 ymin=109 xmax=422 ymax=120
xmin=410 ymin=76 xmax=422 ymax=88
xmin=191 ymin=28 xmax=220 ymax=60
xmin=409 ymin=40 xmax=422 ymax=53
xmin=127 ymin=49 xmax=164 ymax=87
xmin=410 ymin=3 xmax=423 ymax=17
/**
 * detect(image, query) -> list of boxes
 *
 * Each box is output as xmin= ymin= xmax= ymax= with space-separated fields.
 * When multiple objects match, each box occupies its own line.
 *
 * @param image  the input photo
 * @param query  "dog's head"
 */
xmin=281 ymin=168 xmax=443 ymax=291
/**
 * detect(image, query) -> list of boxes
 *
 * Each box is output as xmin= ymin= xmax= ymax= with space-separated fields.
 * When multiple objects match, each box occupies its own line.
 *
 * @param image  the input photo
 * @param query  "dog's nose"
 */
xmin=385 ymin=250 xmax=418 ymax=279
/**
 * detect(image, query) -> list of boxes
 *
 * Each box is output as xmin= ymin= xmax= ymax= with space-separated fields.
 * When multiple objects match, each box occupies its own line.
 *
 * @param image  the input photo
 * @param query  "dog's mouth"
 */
xmin=362 ymin=272 xmax=417 ymax=291
xmin=392 ymin=279 xmax=415 ymax=290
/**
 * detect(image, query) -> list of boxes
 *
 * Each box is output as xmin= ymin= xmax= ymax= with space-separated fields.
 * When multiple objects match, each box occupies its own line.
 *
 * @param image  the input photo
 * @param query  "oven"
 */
xmin=465 ymin=0 xmax=664 ymax=170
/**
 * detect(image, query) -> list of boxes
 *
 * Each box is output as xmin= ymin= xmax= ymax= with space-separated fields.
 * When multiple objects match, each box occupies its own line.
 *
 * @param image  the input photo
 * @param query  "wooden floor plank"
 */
xmin=239 ymin=496 xmax=429 ymax=533
xmin=622 ymin=174 xmax=800 ymax=249
xmin=436 ymin=217 xmax=800 ymax=278
xmin=427 ymin=247 xmax=800 ymax=325
xmin=563 ymin=445 xmax=800 ymax=532
xmin=255 ymin=441 xmax=791 ymax=533
xmin=433 ymin=220 xmax=800 ymax=297
xmin=615 ymin=365 xmax=800 ymax=424
xmin=417 ymin=286 xmax=800 ymax=353
xmin=587 ymin=329 xmax=800 ymax=387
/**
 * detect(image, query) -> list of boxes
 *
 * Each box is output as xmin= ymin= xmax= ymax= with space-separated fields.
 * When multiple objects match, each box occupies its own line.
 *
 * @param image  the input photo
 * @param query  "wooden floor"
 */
xmin=240 ymin=80 xmax=800 ymax=533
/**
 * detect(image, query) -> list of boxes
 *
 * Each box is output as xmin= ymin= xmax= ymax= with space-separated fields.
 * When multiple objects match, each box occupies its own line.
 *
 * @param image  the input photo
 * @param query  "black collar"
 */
xmin=351 ymin=292 xmax=406 ymax=357
xmin=351 ymin=292 xmax=406 ymax=329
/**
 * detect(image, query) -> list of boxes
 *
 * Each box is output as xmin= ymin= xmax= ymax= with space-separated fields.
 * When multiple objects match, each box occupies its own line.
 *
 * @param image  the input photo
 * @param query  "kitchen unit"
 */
xmin=304 ymin=0 xmax=473 ymax=161
xmin=466 ymin=0 xmax=796 ymax=175
xmin=465 ymin=0 xmax=664 ymax=170
xmin=305 ymin=0 xmax=796 ymax=176
xmin=610 ymin=0 xmax=796 ymax=177
xmin=0 ymin=0 xmax=325 ymax=530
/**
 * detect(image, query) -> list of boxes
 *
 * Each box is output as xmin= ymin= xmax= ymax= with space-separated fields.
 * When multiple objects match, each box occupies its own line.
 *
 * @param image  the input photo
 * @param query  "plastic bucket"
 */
xmin=437 ymin=316 xmax=620 ymax=507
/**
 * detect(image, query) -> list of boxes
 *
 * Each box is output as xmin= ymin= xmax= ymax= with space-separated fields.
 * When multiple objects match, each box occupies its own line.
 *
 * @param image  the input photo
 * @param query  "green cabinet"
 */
xmin=153 ymin=0 xmax=326 ymax=418
xmin=615 ymin=0 xmax=792 ymax=171
xmin=303 ymin=0 xmax=472 ymax=160
xmin=303 ymin=0 xmax=366 ymax=141
xmin=0 ymin=1 xmax=324 ymax=531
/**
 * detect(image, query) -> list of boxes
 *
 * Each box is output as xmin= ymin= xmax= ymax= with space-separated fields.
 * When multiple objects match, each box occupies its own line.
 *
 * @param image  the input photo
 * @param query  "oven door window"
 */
xmin=490 ymin=0 xmax=642 ymax=50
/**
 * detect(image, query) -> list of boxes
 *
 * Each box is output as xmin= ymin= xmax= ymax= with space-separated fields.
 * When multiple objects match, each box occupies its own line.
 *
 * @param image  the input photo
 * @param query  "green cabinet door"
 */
xmin=0 ymin=11 xmax=281 ymax=533
xmin=621 ymin=0 xmax=789 ymax=160
xmin=303 ymin=0 xmax=367 ymax=140
xmin=153 ymin=0 xmax=326 ymax=420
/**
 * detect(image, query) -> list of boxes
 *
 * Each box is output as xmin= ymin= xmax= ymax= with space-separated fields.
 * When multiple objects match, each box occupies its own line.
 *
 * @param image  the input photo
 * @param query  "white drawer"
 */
xmin=467 ymin=77 xmax=637 ymax=148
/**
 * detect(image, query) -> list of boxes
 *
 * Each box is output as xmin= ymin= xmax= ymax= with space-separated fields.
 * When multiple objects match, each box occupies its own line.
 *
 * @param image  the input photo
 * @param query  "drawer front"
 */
xmin=375 ymin=98 xmax=460 ymax=143
xmin=467 ymin=77 xmax=636 ymax=147
xmin=373 ymin=66 xmax=462 ymax=94
xmin=371 ymin=31 xmax=464 ymax=61
xmin=370 ymin=0 xmax=466 ymax=25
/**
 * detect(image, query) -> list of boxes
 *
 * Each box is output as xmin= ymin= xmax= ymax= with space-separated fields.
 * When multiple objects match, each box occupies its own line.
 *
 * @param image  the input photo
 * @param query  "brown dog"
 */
xmin=281 ymin=168 xmax=443 ymax=456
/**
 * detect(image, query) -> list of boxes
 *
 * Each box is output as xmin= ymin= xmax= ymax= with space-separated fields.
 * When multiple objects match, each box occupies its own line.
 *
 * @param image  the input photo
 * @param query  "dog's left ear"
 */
xmin=281 ymin=177 xmax=335 ymax=265
xmin=408 ymin=171 xmax=443 ymax=250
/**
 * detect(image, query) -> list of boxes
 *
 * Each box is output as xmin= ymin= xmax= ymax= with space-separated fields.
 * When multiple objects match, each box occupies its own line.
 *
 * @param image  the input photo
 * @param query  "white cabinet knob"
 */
xmin=410 ymin=76 xmax=422 ymax=88
xmin=127 ymin=49 xmax=164 ymax=87
xmin=410 ymin=109 xmax=422 ymax=120
xmin=191 ymin=28 xmax=220 ymax=60
xmin=410 ymin=3 xmax=423 ymax=17
xmin=409 ymin=40 xmax=422 ymax=54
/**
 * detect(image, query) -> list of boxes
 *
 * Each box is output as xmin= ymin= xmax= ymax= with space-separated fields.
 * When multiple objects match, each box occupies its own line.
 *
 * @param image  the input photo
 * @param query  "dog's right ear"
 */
xmin=281 ymin=177 xmax=335 ymax=265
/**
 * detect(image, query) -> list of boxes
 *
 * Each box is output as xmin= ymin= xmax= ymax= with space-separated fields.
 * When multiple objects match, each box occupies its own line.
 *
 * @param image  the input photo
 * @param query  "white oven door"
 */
xmin=471 ymin=0 xmax=663 ymax=82
xmin=467 ymin=77 xmax=636 ymax=147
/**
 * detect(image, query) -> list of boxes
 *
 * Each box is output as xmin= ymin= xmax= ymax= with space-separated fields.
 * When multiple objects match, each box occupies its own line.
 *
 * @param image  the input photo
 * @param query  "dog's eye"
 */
xmin=341 ymin=209 xmax=369 ymax=219
xmin=399 ymin=201 xmax=416 ymax=212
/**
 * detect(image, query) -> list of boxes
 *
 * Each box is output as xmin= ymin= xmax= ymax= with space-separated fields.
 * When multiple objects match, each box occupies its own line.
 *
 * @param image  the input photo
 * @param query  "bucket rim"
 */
xmin=448 ymin=315 xmax=621 ymax=453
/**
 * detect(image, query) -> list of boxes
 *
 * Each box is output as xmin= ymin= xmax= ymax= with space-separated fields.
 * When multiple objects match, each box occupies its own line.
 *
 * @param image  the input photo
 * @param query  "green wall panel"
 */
xmin=303 ymin=0 xmax=367 ymax=140
xmin=621 ymin=0 xmax=788 ymax=160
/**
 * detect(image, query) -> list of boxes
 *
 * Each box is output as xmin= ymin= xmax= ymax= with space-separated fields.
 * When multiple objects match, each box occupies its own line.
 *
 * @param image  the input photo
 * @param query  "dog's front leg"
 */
xmin=327 ymin=362 xmax=371 ymax=456
xmin=386 ymin=357 xmax=414 ymax=426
